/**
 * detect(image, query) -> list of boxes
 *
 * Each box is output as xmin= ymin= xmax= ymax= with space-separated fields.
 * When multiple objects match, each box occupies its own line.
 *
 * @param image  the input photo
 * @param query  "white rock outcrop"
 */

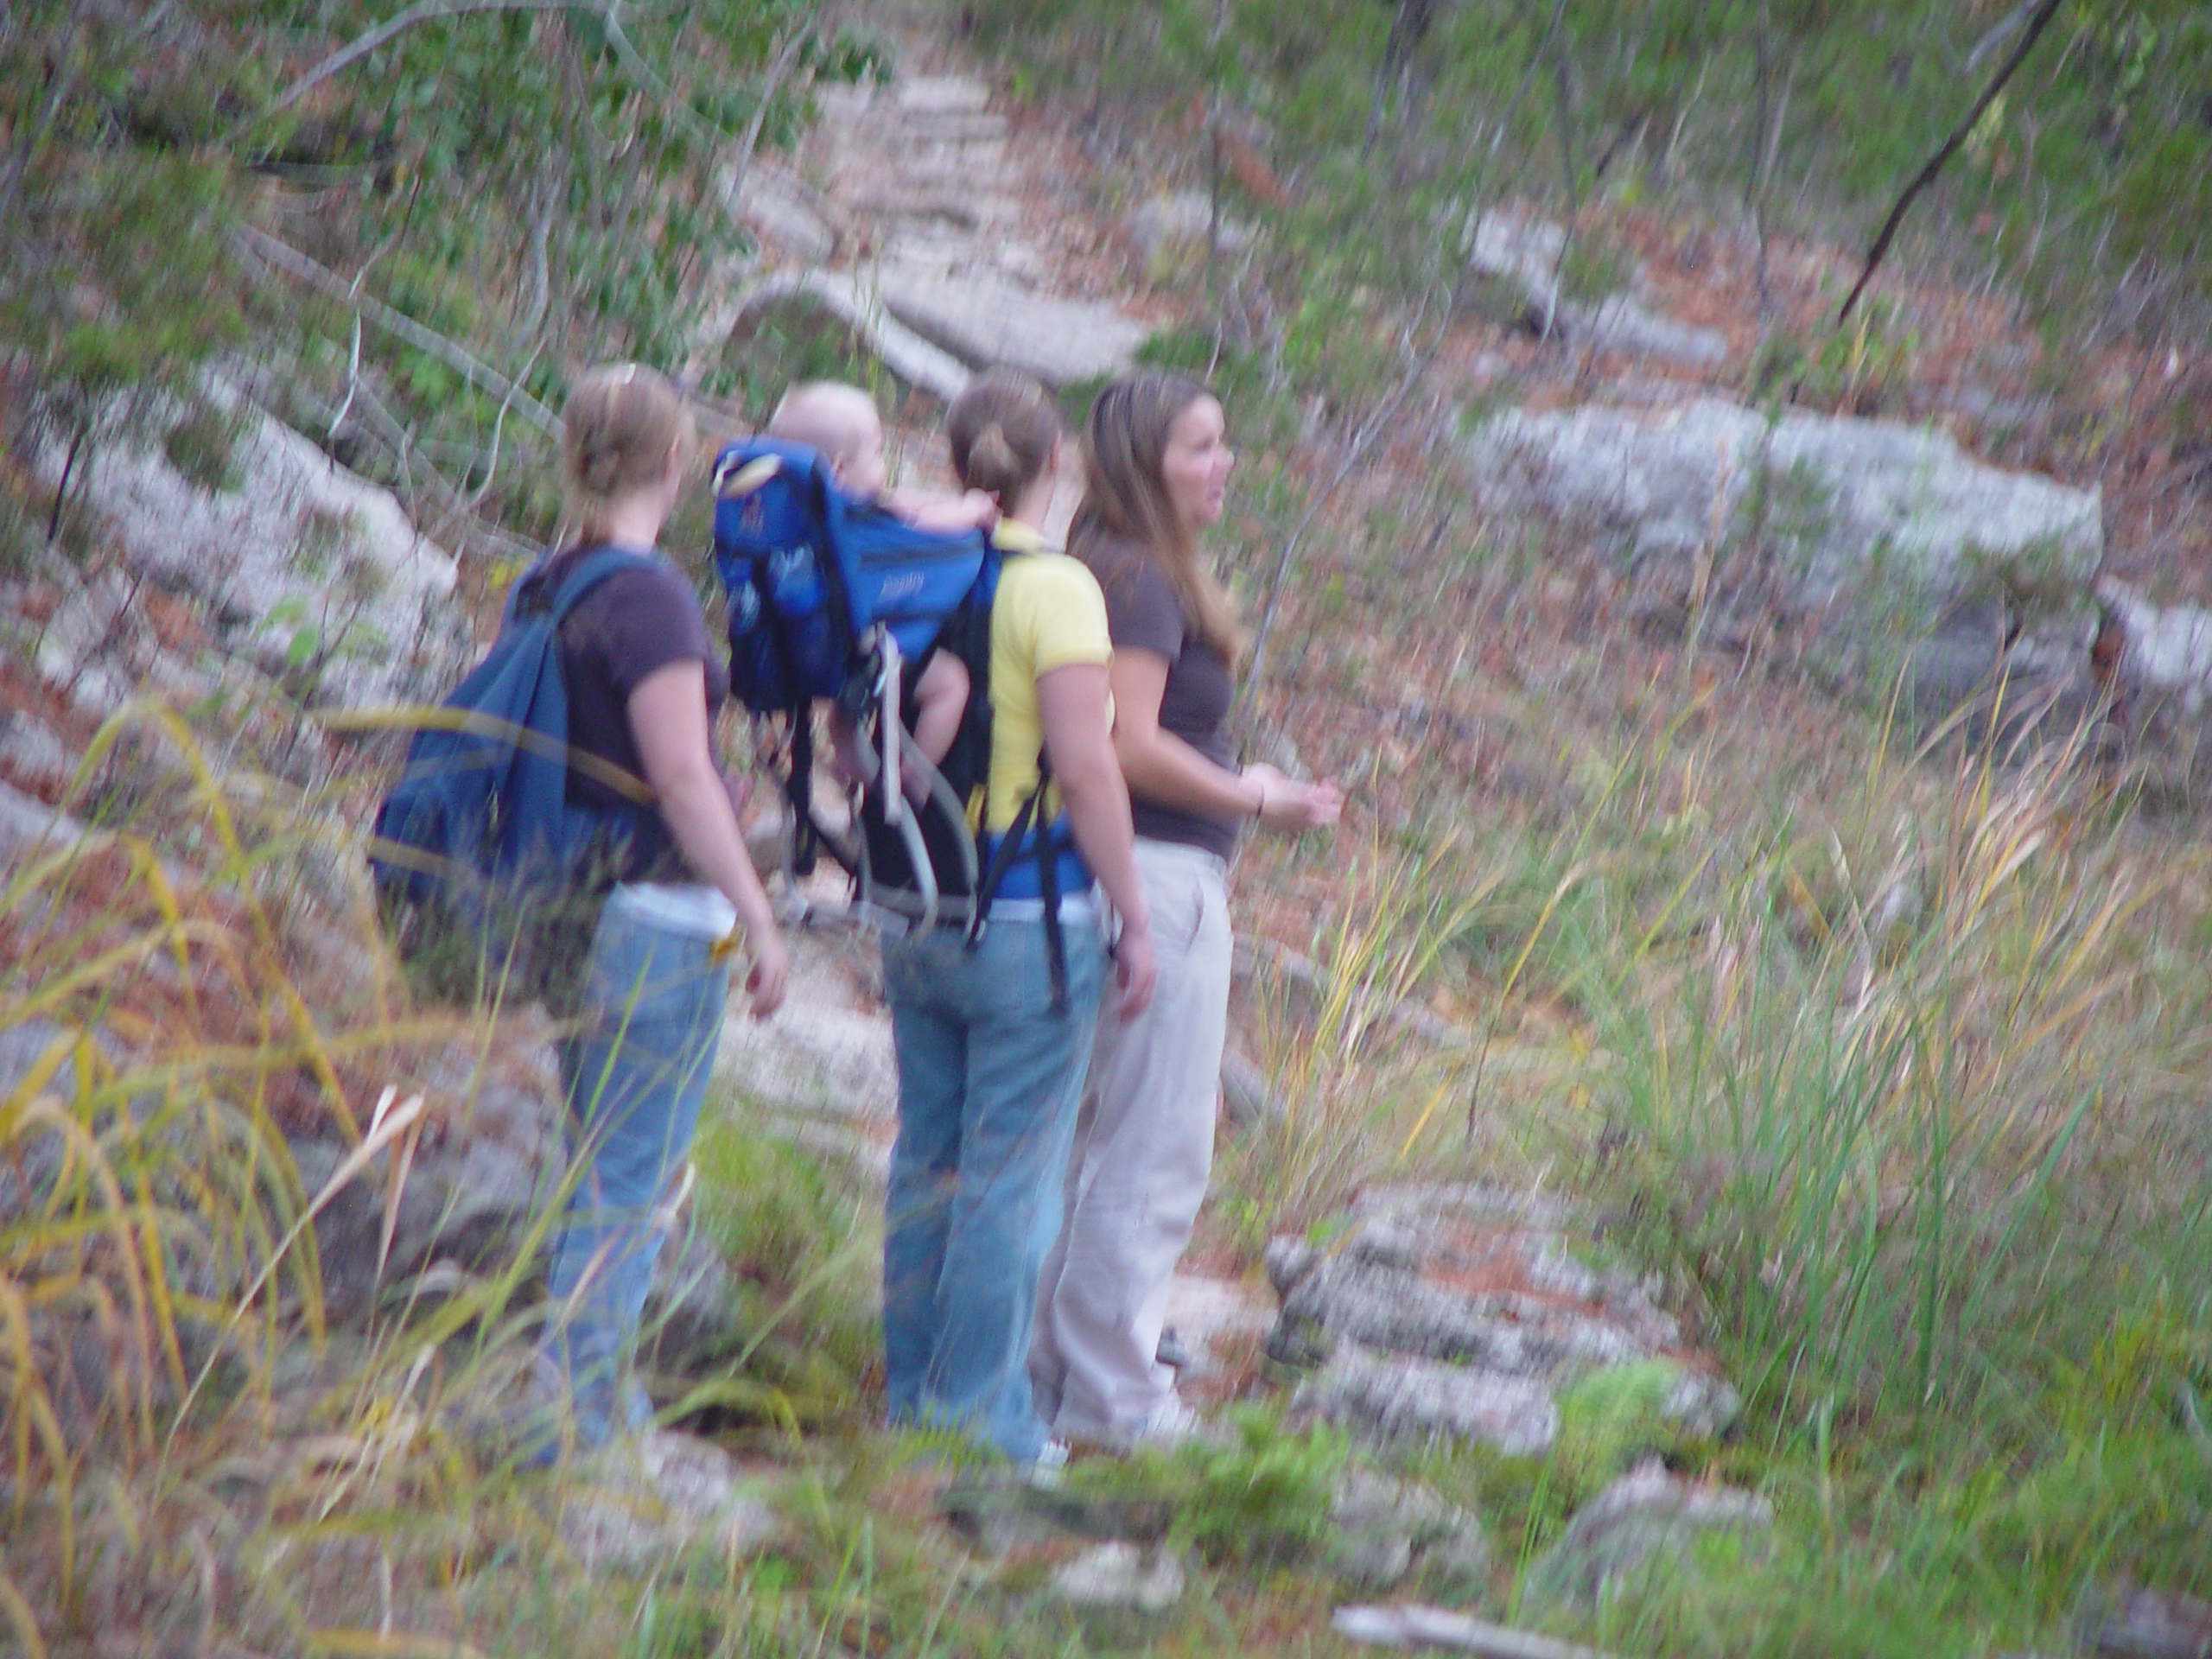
xmin=1465 ymin=396 xmax=2101 ymax=609
xmin=37 ymin=384 xmax=461 ymax=708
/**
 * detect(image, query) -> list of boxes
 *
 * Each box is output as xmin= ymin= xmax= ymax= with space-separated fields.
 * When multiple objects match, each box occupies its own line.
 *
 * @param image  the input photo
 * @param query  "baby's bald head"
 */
xmin=767 ymin=382 xmax=887 ymax=497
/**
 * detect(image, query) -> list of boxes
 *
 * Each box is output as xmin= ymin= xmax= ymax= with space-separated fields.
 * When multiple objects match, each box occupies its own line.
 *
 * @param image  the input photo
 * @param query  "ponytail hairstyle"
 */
xmin=1069 ymin=371 xmax=1243 ymax=663
xmin=559 ymin=363 xmax=694 ymax=543
xmin=946 ymin=368 xmax=1060 ymax=512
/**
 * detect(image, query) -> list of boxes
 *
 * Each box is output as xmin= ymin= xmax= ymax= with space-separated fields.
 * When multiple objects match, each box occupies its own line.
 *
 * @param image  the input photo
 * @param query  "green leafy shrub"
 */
xmin=678 ymin=1110 xmax=880 ymax=1424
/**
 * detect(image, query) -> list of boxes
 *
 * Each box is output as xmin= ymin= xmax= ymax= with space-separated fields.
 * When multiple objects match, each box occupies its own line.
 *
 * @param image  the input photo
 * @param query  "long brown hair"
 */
xmin=559 ymin=363 xmax=693 ymax=543
xmin=947 ymin=368 xmax=1060 ymax=511
xmin=1068 ymin=371 xmax=1243 ymax=661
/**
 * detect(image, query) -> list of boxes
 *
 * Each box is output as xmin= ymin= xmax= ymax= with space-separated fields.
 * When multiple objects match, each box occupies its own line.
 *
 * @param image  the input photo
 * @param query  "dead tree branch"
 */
xmin=1838 ymin=0 xmax=2066 ymax=323
xmin=231 ymin=227 xmax=561 ymax=435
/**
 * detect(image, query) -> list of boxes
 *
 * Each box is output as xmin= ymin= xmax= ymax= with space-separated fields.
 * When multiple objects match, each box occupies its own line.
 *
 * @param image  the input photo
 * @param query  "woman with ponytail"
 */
xmin=1032 ymin=372 xmax=1343 ymax=1449
xmin=878 ymin=369 xmax=1156 ymax=1471
xmin=527 ymin=364 xmax=787 ymax=1457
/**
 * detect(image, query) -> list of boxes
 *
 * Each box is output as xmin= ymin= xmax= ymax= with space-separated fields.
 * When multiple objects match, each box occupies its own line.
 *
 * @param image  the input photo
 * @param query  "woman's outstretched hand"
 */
xmin=1243 ymin=763 xmax=1344 ymax=834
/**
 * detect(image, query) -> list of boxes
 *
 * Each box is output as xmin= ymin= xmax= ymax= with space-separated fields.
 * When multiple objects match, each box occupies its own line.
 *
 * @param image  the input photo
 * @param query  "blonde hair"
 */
xmin=560 ymin=363 xmax=692 ymax=542
xmin=946 ymin=369 xmax=1060 ymax=511
xmin=766 ymin=381 xmax=879 ymax=471
xmin=1069 ymin=371 xmax=1243 ymax=662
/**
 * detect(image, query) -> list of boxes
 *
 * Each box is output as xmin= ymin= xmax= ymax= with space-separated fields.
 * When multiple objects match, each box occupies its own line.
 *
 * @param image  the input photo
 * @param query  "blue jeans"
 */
xmin=538 ymin=891 xmax=729 ymax=1450
xmin=881 ymin=912 xmax=1107 ymax=1463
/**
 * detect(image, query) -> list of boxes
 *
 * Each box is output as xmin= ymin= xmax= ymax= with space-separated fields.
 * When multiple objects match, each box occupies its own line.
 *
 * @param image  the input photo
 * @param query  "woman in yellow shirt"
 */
xmin=879 ymin=370 xmax=1156 ymax=1470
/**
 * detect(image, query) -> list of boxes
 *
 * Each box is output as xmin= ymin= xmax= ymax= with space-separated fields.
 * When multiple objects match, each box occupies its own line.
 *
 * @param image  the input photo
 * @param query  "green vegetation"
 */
xmin=959 ymin=0 xmax=2212 ymax=347
xmin=1 ymin=0 xmax=882 ymax=551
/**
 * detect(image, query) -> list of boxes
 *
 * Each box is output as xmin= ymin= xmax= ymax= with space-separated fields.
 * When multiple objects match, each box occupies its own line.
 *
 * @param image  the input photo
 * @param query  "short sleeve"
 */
xmin=1101 ymin=560 xmax=1186 ymax=663
xmin=1008 ymin=554 xmax=1113 ymax=679
xmin=588 ymin=565 xmax=715 ymax=696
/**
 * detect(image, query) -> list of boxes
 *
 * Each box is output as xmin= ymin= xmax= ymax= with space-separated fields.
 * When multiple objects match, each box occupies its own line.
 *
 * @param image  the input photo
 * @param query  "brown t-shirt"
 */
xmin=535 ymin=543 xmax=729 ymax=884
xmin=1093 ymin=550 xmax=1242 ymax=861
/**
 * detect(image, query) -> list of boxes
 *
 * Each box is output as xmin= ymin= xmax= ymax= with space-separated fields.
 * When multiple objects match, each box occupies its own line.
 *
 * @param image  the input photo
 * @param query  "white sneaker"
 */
xmin=1023 ymin=1438 xmax=1071 ymax=1488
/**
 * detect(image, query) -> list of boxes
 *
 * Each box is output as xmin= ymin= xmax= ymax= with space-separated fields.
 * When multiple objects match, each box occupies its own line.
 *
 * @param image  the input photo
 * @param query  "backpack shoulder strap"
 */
xmin=547 ymin=546 xmax=662 ymax=620
xmin=508 ymin=545 xmax=662 ymax=627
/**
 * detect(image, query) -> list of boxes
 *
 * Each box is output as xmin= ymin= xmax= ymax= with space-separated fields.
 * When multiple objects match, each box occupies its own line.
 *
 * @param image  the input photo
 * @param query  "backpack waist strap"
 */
xmin=976 ymin=829 xmax=1090 ymax=903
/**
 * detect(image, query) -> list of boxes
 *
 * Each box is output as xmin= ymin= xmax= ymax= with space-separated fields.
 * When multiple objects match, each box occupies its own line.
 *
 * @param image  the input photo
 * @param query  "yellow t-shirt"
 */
xmin=982 ymin=521 xmax=1112 ymax=834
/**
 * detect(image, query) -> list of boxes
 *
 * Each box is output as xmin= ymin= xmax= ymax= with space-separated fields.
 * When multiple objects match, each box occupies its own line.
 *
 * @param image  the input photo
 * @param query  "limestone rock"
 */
xmin=1128 ymin=189 xmax=1253 ymax=267
xmin=1220 ymin=1045 xmax=1284 ymax=1127
xmin=715 ymin=270 xmax=974 ymax=404
xmin=893 ymin=75 xmax=992 ymax=116
xmin=33 ymin=383 xmax=462 ymax=709
xmin=876 ymin=260 xmax=1149 ymax=387
xmin=558 ymin=1429 xmax=781 ymax=1570
xmin=1266 ymin=1185 xmax=1739 ymax=1456
xmin=1521 ymin=1459 xmax=1772 ymax=1609
xmin=1333 ymin=1604 xmax=1623 ymax=1656
xmin=298 ymin=1037 xmax=565 ymax=1322
xmin=2101 ymin=580 xmax=2212 ymax=792
xmin=1049 ymin=1541 xmax=1186 ymax=1614
xmin=0 ymin=778 xmax=82 ymax=861
xmin=1325 ymin=1467 xmax=1491 ymax=1592
xmin=1465 ymin=211 xmax=1727 ymax=369
xmin=1297 ymin=1342 xmax=1559 ymax=1455
xmin=737 ymin=170 xmax=838 ymax=263
xmin=2075 ymin=1582 xmax=2212 ymax=1659
xmin=1464 ymin=397 xmax=2101 ymax=615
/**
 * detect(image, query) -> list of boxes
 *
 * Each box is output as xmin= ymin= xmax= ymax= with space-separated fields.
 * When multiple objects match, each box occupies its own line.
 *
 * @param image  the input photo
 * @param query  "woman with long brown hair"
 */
xmin=1031 ymin=371 xmax=1342 ymax=1448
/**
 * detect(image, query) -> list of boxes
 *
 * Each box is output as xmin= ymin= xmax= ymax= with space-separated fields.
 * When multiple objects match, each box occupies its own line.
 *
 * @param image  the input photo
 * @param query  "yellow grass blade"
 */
xmin=0 ymin=1573 xmax=47 ymax=1659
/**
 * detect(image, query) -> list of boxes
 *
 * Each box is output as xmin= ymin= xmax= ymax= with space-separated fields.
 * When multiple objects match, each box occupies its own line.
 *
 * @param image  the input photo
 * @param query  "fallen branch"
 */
xmin=1332 ymin=1605 xmax=1620 ymax=1657
xmin=1836 ymin=0 xmax=2066 ymax=323
xmin=706 ymin=271 xmax=972 ymax=404
xmin=722 ymin=20 xmax=812 ymax=217
xmin=242 ymin=0 xmax=593 ymax=133
xmin=231 ymin=227 xmax=561 ymax=436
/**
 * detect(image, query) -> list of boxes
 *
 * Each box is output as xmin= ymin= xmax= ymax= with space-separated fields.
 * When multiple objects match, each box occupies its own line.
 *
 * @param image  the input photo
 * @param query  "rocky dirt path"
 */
xmin=725 ymin=43 xmax=1155 ymax=417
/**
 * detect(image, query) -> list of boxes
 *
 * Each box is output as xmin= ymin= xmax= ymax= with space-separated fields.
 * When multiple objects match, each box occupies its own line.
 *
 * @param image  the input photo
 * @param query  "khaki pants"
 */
xmin=1030 ymin=838 xmax=1232 ymax=1441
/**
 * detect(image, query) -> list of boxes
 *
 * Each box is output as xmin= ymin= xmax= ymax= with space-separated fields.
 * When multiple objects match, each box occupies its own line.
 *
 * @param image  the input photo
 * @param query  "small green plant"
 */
xmin=1751 ymin=301 xmax=1919 ymax=416
xmin=676 ymin=1108 xmax=880 ymax=1425
xmin=1550 ymin=1359 xmax=1713 ymax=1502
xmin=161 ymin=397 xmax=251 ymax=495
xmin=1076 ymin=1403 xmax=1353 ymax=1567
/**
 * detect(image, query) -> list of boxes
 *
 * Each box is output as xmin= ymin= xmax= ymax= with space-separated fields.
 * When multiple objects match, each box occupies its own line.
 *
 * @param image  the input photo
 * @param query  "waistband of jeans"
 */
xmin=607 ymin=880 xmax=738 ymax=940
xmin=861 ymin=890 xmax=1097 ymax=937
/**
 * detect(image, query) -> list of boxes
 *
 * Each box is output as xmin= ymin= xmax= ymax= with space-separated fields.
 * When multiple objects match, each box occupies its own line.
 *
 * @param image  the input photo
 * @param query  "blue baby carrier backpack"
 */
xmin=711 ymin=436 xmax=1084 ymax=1004
xmin=369 ymin=547 xmax=658 ymax=1006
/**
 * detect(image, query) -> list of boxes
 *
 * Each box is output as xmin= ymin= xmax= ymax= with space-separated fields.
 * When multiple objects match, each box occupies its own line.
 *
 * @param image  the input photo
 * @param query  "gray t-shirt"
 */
xmin=1096 ymin=553 xmax=1241 ymax=861
xmin=537 ymin=543 xmax=728 ymax=884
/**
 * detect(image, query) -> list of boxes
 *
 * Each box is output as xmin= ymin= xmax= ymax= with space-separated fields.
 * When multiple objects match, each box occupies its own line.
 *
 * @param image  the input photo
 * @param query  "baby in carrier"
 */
xmin=766 ymin=382 xmax=995 ymax=802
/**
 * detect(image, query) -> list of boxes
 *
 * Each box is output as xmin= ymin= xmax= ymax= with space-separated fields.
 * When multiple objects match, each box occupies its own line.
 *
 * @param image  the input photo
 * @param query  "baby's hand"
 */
xmin=896 ymin=488 xmax=999 ymax=534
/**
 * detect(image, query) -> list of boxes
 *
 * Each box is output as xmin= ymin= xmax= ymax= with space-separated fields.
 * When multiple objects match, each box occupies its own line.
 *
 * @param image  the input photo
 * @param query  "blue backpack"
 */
xmin=711 ymin=436 xmax=1083 ymax=1003
xmin=370 ymin=546 xmax=659 ymax=1005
